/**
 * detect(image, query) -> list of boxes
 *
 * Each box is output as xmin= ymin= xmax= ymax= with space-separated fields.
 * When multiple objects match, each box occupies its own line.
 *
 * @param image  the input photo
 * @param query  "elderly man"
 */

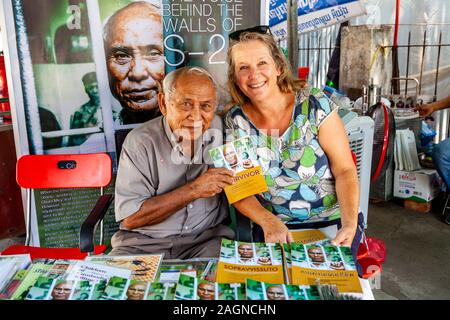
xmin=110 ymin=67 xmax=235 ymax=258
xmin=307 ymin=246 xmax=326 ymax=268
xmin=197 ymin=282 xmax=216 ymax=300
xmin=237 ymin=243 xmax=254 ymax=264
xmin=266 ymin=285 xmax=286 ymax=301
xmin=103 ymin=1 xmax=165 ymax=125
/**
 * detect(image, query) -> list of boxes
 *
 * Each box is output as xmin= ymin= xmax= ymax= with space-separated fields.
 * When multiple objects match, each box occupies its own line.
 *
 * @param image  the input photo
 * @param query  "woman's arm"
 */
xmin=233 ymin=196 xmax=293 ymax=244
xmin=318 ymin=111 xmax=360 ymax=246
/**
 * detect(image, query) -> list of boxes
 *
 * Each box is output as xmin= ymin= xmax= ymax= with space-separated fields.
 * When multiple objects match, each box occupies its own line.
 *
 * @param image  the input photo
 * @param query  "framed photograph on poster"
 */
xmin=1 ymin=0 xmax=117 ymax=156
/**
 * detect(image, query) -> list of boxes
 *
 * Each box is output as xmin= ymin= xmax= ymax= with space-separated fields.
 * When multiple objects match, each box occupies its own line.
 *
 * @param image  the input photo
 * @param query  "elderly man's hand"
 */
xmin=189 ymin=168 xmax=234 ymax=198
xmin=414 ymin=103 xmax=434 ymax=117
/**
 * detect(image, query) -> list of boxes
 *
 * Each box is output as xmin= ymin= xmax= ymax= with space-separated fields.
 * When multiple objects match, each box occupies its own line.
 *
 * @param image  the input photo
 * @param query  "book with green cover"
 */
xmin=100 ymin=276 xmax=130 ymax=300
xmin=71 ymin=280 xmax=95 ymax=300
xmin=91 ymin=280 xmax=108 ymax=300
xmin=246 ymin=279 xmax=321 ymax=300
xmin=175 ymin=274 xmax=246 ymax=301
xmin=156 ymin=258 xmax=212 ymax=283
xmin=290 ymin=242 xmax=363 ymax=297
xmin=216 ymin=239 xmax=285 ymax=284
xmin=25 ymin=276 xmax=56 ymax=300
xmin=11 ymin=263 xmax=54 ymax=300
xmin=0 ymin=254 xmax=32 ymax=300
xmin=146 ymin=282 xmax=176 ymax=300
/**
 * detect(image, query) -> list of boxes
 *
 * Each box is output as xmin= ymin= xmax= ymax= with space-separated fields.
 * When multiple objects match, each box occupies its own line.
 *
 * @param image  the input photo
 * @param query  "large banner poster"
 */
xmin=269 ymin=0 xmax=366 ymax=40
xmin=0 ymin=0 xmax=265 ymax=247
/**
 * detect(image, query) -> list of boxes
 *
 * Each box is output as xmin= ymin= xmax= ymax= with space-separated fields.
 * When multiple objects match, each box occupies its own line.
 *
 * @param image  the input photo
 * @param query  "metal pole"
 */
xmin=404 ymin=31 xmax=411 ymax=96
xmin=391 ymin=0 xmax=401 ymax=94
xmin=25 ymin=189 xmax=32 ymax=246
xmin=419 ymin=30 xmax=427 ymax=95
xmin=100 ymin=186 xmax=104 ymax=246
xmin=287 ymin=0 xmax=298 ymax=75
xmin=433 ymin=31 xmax=442 ymax=101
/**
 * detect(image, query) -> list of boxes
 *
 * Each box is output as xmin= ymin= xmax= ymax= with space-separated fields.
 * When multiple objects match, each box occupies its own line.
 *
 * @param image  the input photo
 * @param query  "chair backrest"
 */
xmin=16 ymin=153 xmax=112 ymax=189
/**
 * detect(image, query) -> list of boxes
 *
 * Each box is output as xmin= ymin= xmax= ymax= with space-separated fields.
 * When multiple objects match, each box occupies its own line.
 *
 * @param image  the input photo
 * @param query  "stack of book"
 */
xmin=0 ymin=230 xmax=364 ymax=300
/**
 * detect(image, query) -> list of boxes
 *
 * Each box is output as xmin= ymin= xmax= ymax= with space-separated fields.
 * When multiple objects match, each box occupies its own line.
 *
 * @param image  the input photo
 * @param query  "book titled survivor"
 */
xmin=209 ymin=136 xmax=268 ymax=204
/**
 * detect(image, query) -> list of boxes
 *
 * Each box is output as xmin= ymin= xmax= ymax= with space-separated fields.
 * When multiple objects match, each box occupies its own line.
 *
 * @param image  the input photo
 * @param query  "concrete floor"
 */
xmin=368 ymin=200 xmax=450 ymax=300
xmin=2 ymin=200 xmax=450 ymax=300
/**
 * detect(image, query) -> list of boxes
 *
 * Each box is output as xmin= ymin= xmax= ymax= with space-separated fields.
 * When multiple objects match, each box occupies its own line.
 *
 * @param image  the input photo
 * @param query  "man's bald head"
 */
xmin=103 ymin=1 xmax=161 ymax=45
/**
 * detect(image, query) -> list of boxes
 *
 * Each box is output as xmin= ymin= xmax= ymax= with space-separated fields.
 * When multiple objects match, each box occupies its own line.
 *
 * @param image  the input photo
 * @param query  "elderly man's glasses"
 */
xmin=229 ymin=25 xmax=272 ymax=41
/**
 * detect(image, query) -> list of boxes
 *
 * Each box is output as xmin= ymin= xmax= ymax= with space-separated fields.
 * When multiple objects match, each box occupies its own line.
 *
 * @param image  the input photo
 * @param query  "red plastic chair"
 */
xmin=0 ymin=154 xmax=114 ymax=260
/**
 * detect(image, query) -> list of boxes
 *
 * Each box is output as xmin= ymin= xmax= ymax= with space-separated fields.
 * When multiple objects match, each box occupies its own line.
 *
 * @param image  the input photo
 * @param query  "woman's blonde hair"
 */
xmin=227 ymin=31 xmax=305 ymax=106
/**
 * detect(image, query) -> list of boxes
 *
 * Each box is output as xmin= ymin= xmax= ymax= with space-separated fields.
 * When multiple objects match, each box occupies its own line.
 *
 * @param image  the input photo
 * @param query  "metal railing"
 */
xmin=388 ymin=30 xmax=450 ymax=99
xmin=281 ymin=24 xmax=450 ymax=141
xmin=282 ymin=24 xmax=450 ymax=101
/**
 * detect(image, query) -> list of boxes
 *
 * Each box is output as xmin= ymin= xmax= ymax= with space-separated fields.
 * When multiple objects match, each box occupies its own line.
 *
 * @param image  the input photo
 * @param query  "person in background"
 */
xmin=224 ymin=26 xmax=362 ymax=264
xmin=415 ymin=95 xmax=450 ymax=224
xmin=69 ymin=72 xmax=101 ymax=146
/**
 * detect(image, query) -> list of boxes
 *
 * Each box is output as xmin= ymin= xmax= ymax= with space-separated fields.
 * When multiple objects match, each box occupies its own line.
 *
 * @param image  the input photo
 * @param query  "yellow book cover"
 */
xmin=283 ymin=230 xmax=330 ymax=284
xmin=209 ymin=136 xmax=268 ymax=204
xmin=216 ymin=239 xmax=285 ymax=284
xmin=290 ymin=229 xmax=329 ymax=244
xmin=290 ymin=243 xmax=363 ymax=295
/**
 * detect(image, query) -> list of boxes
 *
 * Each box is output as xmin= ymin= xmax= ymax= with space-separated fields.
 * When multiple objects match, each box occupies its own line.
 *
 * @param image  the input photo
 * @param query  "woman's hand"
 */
xmin=261 ymin=216 xmax=293 ymax=244
xmin=331 ymin=225 xmax=356 ymax=247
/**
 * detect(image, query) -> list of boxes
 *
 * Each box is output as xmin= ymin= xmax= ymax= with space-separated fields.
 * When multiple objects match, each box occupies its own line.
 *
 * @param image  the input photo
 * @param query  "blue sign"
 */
xmin=270 ymin=0 xmax=359 ymax=26
xmin=269 ymin=0 xmax=365 ymax=37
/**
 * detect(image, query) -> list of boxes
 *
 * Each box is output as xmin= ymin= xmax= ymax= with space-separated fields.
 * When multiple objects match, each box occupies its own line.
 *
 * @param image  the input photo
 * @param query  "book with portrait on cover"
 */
xmin=209 ymin=136 xmax=268 ymax=204
xmin=216 ymin=239 xmax=285 ymax=284
xmin=246 ymin=278 xmax=321 ymax=300
xmin=175 ymin=274 xmax=246 ymax=301
xmin=290 ymin=242 xmax=363 ymax=297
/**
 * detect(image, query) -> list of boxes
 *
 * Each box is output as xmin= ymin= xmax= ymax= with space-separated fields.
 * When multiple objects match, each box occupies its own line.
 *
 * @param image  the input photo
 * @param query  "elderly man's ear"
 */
xmin=158 ymin=92 xmax=167 ymax=116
